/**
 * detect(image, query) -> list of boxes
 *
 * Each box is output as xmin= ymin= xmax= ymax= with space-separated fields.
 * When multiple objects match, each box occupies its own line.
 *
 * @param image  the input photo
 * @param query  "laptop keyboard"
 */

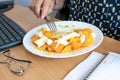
xmin=0 ymin=13 xmax=26 ymax=51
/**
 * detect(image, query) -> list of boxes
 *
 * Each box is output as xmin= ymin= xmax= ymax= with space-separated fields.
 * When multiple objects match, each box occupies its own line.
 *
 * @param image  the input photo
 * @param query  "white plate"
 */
xmin=23 ymin=21 xmax=103 ymax=58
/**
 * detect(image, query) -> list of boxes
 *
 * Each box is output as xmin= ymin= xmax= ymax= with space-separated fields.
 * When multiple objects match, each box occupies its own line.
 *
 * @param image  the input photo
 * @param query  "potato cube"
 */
xmin=54 ymin=44 xmax=65 ymax=53
xmin=82 ymin=35 xmax=93 ymax=47
xmin=71 ymin=41 xmax=82 ymax=50
xmin=31 ymin=34 xmax=39 ymax=43
xmin=47 ymin=46 xmax=53 ymax=52
xmin=61 ymin=45 xmax=72 ymax=53
xmin=36 ymin=44 xmax=47 ymax=50
xmin=44 ymin=31 xmax=53 ymax=38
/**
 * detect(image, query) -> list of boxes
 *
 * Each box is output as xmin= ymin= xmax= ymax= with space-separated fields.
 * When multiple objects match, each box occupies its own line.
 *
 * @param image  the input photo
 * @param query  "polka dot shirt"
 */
xmin=66 ymin=0 xmax=120 ymax=40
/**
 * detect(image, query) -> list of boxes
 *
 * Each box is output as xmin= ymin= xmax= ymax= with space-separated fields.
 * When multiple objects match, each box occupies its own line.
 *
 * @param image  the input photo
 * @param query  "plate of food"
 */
xmin=23 ymin=21 xmax=103 ymax=58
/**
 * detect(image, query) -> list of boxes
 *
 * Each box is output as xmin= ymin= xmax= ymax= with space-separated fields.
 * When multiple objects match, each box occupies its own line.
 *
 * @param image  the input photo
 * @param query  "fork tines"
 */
xmin=45 ymin=17 xmax=57 ymax=32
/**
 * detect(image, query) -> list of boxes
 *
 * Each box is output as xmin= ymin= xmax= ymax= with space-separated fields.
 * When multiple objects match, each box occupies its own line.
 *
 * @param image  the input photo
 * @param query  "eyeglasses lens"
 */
xmin=0 ymin=51 xmax=10 ymax=63
xmin=9 ymin=62 xmax=23 ymax=72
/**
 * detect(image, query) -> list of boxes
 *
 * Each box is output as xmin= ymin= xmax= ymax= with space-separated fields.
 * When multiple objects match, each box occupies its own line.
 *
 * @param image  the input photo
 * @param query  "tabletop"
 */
xmin=0 ymin=5 xmax=120 ymax=80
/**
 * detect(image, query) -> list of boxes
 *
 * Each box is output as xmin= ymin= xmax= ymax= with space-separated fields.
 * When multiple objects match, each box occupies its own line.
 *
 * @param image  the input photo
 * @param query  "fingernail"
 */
xmin=41 ymin=15 xmax=45 ymax=19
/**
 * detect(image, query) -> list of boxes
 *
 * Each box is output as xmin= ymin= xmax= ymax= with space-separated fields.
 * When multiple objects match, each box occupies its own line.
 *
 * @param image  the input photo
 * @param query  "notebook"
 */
xmin=64 ymin=51 xmax=120 ymax=80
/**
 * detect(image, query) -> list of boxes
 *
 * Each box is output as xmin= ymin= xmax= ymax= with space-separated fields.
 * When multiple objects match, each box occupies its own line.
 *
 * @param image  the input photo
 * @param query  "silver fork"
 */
xmin=44 ymin=17 xmax=57 ymax=32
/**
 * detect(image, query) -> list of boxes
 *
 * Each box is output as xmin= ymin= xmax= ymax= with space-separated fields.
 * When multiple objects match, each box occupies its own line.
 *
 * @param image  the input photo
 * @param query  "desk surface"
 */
xmin=0 ymin=5 xmax=120 ymax=80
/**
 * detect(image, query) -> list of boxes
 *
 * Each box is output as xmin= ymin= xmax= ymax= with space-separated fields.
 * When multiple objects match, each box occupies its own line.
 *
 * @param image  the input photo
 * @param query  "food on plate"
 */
xmin=31 ymin=26 xmax=95 ymax=53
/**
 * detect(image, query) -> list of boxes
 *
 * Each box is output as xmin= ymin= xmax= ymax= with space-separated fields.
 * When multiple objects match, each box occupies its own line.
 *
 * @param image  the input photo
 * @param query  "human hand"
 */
xmin=29 ymin=0 xmax=55 ymax=19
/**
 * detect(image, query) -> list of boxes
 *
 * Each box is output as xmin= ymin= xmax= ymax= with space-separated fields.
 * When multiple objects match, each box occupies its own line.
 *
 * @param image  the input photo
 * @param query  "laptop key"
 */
xmin=0 ymin=30 xmax=10 ymax=43
xmin=0 ymin=37 xmax=5 ymax=46
xmin=0 ymin=13 xmax=26 ymax=37
xmin=0 ymin=23 xmax=16 ymax=42
xmin=0 ymin=17 xmax=22 ymax=40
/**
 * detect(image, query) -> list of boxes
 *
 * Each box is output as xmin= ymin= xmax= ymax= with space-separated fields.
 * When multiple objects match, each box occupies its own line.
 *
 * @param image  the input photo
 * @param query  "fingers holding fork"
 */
xmin=29 ymin=0 xmax=55 ymax=19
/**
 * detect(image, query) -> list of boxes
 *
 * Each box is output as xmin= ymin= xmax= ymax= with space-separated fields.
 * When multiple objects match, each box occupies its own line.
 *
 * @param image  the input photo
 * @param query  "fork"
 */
xmin=44 ymin=16 xmax=57 ymax=32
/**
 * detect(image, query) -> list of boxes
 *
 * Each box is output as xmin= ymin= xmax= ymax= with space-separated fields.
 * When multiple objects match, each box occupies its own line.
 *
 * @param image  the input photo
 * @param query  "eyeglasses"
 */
xmin=0 ymin=49 xmax=32 ymax=76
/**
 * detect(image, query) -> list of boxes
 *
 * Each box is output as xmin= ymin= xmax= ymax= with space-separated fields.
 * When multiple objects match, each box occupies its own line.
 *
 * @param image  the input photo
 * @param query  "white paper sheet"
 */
xmin=63 ymin=52 xmax=104 ymax=80
xmin=86 ymin=52 xmax=120 ymax=80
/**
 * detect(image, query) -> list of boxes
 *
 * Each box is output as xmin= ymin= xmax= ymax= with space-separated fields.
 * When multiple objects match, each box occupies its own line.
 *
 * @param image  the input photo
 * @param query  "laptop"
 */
xmin=0 ymin=0 xmax=26 ymax=51
xmin=0 ymin=0 xmax=14 ymax=12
